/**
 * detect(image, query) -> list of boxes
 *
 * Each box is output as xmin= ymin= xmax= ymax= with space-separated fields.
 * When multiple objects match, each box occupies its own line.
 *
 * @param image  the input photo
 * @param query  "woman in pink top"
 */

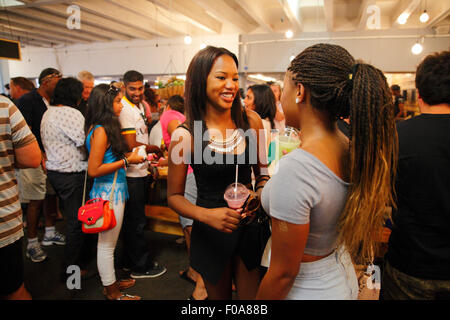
xmin=160 ymin=95 xmax=207 ymax=300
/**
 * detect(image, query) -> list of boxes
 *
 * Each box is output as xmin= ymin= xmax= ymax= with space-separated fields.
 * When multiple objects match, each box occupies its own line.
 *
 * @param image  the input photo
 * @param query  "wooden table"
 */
xmin=145 ymin=166 xmax=184 ymax=236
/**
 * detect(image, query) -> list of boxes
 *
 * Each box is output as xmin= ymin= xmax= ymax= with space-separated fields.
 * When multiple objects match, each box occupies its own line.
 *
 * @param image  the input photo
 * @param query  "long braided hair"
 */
xmin=288 ymin=43 xmax=398 ymax=264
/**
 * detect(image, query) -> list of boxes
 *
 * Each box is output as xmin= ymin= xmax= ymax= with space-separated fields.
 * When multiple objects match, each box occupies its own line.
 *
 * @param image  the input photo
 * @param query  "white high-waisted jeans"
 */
xmin=97 ymin=196 xmax=125 ymax=287
xmin=285 ymin=247 xmax=359 ymax=300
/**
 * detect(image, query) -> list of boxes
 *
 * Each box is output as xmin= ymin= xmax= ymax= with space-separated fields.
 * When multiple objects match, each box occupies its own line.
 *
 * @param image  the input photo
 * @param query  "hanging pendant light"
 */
xmin=184 ymin=35 xmax=192 ymax=45
xmin=411 ymin=41 xmax=423 ymax=55
xmin=420 ymin=10 xmax=429 ymax=23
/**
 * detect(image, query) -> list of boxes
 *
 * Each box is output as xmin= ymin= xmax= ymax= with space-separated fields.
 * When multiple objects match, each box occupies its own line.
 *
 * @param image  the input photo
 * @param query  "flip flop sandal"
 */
xmin=179 ymin=270 xmax=196 ymax=285
xmin=116 ymin=293 xmax=141 ymax=300
xmin=103 ymin=290 xmax=141 ymax=300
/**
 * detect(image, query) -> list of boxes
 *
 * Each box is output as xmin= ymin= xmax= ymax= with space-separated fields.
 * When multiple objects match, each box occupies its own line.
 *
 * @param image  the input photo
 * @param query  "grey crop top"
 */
xmin=261 ymin=148 xmax=349 ymax=256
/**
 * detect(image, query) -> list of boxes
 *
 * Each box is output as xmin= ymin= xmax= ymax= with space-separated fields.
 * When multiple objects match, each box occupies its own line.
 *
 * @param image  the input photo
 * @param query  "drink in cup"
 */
xmin=224 ymin=182 xmax=249 ymax=209
xmin=277 ymin=126 xmax=300 ymax=159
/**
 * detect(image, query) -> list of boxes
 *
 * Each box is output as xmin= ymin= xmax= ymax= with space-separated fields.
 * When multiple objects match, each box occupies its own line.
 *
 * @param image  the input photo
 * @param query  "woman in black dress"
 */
xmin=167 ymin=46 xmax=270 ymax=300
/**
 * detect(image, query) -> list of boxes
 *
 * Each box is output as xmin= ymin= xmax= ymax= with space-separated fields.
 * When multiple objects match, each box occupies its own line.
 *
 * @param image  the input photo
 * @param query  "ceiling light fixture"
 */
xmin=419 ymin=10 xmax=429 ymax=23
xmin=411 ymin=41 xmax=423 ymax=55
xmin=184 ymin=35 xmax=192 ymax=45
xmin=397 ymin=13 xmax=409 ymax=25
xmin=285 ymin=29 xmax=293 ymax=39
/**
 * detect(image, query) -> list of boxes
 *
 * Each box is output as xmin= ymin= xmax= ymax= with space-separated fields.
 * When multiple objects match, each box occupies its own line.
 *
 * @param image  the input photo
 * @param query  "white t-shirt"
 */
xmin=119 ymin=96 xmax=149 ymax=177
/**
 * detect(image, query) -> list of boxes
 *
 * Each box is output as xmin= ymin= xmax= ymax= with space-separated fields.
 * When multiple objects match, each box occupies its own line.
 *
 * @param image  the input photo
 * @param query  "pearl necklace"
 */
xmin=208 ymin=129 xmax=243 ymax=153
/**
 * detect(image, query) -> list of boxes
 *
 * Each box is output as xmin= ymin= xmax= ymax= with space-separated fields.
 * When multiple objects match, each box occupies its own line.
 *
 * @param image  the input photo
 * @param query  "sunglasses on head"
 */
xmin=40 ymin=72 xmax=62 ymax=82
xmin=107 ymin=81 xmax=124 ymax=95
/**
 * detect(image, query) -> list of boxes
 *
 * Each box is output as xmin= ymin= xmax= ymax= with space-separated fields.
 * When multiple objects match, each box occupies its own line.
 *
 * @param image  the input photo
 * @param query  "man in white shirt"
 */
xmin=119 ymin=70 xmax=166 ymax=279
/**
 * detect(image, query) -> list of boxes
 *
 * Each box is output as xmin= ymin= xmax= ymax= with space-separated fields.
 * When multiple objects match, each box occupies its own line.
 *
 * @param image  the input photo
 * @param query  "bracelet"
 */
xmin=122 ymin=157 xmax=129 ymax=167
xmin=255 ymin=185 xmax=265 ymax=191
xmin=255 ymin=175 xmax=270 ymax=183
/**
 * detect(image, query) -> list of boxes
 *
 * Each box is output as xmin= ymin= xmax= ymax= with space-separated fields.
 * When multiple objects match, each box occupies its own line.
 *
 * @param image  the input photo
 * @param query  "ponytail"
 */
xmin=338 ymin=64 xmax=398 ymax=264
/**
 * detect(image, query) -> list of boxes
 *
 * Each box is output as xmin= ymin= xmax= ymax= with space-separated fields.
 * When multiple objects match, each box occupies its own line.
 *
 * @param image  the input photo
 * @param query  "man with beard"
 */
xmin=118 ymin=70 xmax=166 ymax=279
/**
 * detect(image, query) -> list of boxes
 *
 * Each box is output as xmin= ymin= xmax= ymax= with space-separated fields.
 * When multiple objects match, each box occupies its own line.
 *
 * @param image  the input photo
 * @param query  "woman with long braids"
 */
xmin=85 ymin=83 xmax=145 ymax=300
xmin=256 ymin=43 xmax=397 ymax=299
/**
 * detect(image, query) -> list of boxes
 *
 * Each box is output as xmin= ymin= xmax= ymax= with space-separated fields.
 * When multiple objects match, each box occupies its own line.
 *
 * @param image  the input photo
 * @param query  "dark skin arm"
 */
xmin=88 ymin=126 xmax=145 ymax=178
xmin=256 ymin=218 xmax=309 ymax=299
xmin=167 ymin=128 xmax=242 ymax=233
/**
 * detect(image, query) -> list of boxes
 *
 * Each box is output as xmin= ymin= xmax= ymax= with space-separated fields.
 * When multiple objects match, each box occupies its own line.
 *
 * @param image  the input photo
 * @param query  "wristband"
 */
xmin=255 ymin=185 xmax=265 ymax=191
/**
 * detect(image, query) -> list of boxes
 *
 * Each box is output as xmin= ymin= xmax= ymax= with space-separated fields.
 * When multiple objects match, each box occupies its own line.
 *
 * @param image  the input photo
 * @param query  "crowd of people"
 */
xmin=0 ymin=44 xmax=448 ymax=301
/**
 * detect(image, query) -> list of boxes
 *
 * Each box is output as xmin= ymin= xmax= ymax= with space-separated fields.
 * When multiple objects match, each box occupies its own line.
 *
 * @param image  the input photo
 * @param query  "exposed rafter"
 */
xmin=152 ymin=0 xmax=222 ymax=34
xmin=5 ymin=7 xmax=132 ymax=41
xmin=27 ymin=3 xmax=156 ymax=40
xmin=195 ymin=0 xmax=260 ymax=34
xmin=391 ymin=0 xmax=422 ymax=27
xmin=0 ymin=10 xmax=108 ymax=42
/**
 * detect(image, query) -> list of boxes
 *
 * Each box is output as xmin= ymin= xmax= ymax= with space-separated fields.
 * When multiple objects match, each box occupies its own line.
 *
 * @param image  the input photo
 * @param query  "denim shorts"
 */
xmin=285 ymin=247 xmax=359 ymax=300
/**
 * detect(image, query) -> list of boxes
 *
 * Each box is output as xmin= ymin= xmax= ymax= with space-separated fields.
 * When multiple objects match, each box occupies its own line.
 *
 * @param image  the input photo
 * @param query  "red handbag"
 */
xmin=78 ymin=171 xmax=118 ymax=234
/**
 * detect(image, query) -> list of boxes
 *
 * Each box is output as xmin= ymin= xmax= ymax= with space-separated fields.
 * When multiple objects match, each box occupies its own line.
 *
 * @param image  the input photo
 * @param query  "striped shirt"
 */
xmin=0 ymin=96 xmax=36 ymax=248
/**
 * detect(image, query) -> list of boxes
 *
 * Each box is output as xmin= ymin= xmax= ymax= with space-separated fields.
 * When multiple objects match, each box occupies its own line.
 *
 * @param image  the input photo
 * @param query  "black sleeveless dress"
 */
xmin=179 ymin=121 xmax=267 ymax=285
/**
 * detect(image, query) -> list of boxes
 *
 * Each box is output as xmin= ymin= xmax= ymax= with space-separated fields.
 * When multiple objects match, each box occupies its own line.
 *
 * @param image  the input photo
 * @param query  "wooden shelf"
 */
xmin=145 ymin=205 xmax=183 ymax=236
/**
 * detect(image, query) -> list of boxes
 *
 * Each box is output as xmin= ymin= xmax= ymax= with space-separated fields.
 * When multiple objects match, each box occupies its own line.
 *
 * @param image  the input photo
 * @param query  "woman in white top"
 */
xmin=268 ymin=82 xmax=286 ymax=133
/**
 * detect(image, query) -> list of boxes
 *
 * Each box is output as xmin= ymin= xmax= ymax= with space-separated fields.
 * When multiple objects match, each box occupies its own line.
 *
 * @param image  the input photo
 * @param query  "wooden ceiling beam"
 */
xmin=391 ymin=0 xmax=421 ymax=27
xmin=278 ymin=0 xmax=303 ymax=32
xmin=0 ymin=10 xmax=108 ymax=42
xmin=424 ymin=0 xmax=450 ymax=28
xmin=72 ymin=0 xmax=179 ymax=38
xmin=5 ymin=7 xmax=132 ymax=41
xmin=195 ymin=0 xmax=260 ymax=34
xmin=152 ymin=0 xmax=222 ymax=34
xmin=323 ymin=0 xmax=334 ymax=32
xmin=356 ymin=0 xmax=376 ymax=30
xmin=106 ymin=0 xmax=203 ymax=37
xmin=0 ymin=24 xmax=72 ymax=45
xmin=28 ymin=3 xmax=155 ymax=40
xmin=0 ymin=31 xmax=54 ymax=47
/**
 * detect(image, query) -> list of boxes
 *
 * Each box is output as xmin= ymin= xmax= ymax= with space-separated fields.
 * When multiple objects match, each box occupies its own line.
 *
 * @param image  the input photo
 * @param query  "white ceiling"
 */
xmin=0 ymin=0 xmax=449 ymax=47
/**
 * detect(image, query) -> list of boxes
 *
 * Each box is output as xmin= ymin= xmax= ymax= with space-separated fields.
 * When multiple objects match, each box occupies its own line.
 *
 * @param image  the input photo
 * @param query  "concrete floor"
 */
xmin=22 ymin=219 xmax=196 ymax=300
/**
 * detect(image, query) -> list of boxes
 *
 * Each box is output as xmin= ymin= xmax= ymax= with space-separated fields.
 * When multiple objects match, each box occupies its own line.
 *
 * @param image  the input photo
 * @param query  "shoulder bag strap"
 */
xmin=81 ymin=169 xmax=119 ymax=205
xmin=81 ymin=170 xmax=88 ymax=206
xmin=109 ymin=170 xmax=119 ymax=203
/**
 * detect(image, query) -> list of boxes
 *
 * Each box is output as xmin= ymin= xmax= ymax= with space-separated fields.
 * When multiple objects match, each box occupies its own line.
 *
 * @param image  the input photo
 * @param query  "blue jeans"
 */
xmin=285 ymin=247 xmax=358 ymax=300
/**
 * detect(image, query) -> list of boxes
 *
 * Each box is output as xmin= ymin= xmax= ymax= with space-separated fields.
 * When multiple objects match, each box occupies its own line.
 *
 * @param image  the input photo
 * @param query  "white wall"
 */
xmin=7 ymin=30 xmax=449 ymax=79
xmin=240 ymin=29 xmax=450 ymax=73
xmin=8 ymin=34 xmax=240 ymax=78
